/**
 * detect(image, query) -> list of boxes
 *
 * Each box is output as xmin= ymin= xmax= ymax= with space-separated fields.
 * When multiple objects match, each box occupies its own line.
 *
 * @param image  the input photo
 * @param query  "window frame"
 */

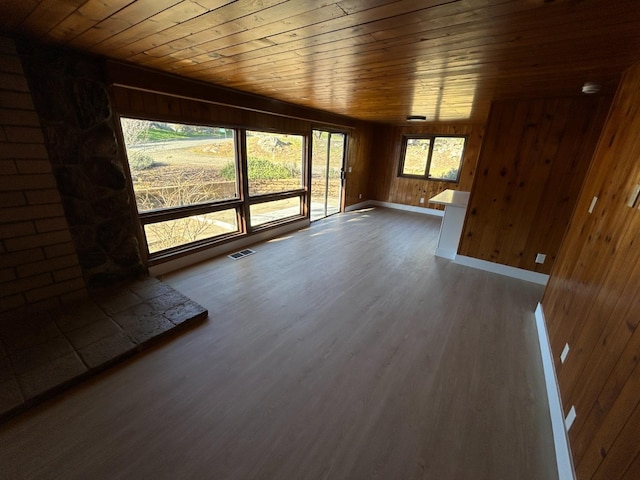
xmin=141 ymin=206 xmax=242 ymax=258
xmin=244 ymin=129 xmax=306 ymax=198
xmin=118 ymin=115 xmax=245 ymax=259
xmin=117 ymin=115 xmax=310 ymax=261
xmin=398 ymin=134 xmax=467 ymax=183
xmin=242 ymin=129 xmax=308 ymax=232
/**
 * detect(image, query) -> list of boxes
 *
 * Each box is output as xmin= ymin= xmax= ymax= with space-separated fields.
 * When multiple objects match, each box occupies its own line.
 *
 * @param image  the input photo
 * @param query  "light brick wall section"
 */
xmin=0 ymin=37 xmax=86 ymax=314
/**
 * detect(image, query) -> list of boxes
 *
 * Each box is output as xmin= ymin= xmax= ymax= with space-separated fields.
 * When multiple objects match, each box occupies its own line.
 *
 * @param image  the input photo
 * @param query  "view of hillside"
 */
xmin=120 ymin=119 xmax=306 ymax=252
xmin=403 ymin=136 xmax=465 ymax=180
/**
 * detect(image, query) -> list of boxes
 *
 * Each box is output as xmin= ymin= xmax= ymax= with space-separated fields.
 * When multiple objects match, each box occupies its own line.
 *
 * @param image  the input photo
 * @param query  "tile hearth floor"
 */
xmin=0 ymin=276 xmax=208 ymax=421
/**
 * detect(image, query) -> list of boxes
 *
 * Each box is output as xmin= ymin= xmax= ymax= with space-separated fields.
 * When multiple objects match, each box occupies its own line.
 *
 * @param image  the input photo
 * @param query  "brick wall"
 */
xmin=0 ymin=37 xmax=86 ymax=315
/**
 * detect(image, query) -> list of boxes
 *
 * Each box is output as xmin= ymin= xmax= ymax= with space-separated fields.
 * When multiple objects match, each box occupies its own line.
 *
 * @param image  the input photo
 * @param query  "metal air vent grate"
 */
xmin=228 ymin=249 xmax=256 ymax=260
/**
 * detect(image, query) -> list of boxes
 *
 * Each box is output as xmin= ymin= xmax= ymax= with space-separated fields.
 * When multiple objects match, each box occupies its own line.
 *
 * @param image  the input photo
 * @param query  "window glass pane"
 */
xmin=144 ymin=209 xmax=238 ymax=254
xmin=428 ymin=137 xmax=466 ymax=181
xmin=328 ymin=133 xmax=344 ymax=216
xmin=246 ymin=131 xmax=304 ymax=196
xmin=402 ymin=138 xmax=430 ymax=175
xmin=250 ymin=197 xmax=301 ymax=227
xmin=120 ymin=118 xmax=237 ymax=212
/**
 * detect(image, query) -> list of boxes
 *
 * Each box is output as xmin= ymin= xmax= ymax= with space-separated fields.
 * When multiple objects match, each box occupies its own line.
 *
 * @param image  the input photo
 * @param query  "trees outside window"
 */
xmin=119 ymin=119 xmax=308 ymax=257
xmin=399 ymin=135 xmax=467 ymax=182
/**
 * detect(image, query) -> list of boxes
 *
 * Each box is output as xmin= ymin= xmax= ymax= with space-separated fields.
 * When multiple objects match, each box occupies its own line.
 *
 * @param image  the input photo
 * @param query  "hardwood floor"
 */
xmin=0 ymin=208 xmax=557 ymax=480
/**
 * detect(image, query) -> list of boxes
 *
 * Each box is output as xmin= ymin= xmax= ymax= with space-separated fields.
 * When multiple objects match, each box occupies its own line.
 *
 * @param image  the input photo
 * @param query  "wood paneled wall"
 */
xmin=109 ymin=63 xmax=374 ymax=210
xmin=344 ymin=123 xmax=374 ymax=207
xmin=369 ymin=123 xmax=484 ymax=210
xmin=541 ymin=62 xmax=640 ymax=480
xmin=458 ymin=96 xmax=611 ymax=274
xmin=111 ymin=86 xmax=311 ymax=135
xmin=107 ymin=61 xmax=363 ymax=129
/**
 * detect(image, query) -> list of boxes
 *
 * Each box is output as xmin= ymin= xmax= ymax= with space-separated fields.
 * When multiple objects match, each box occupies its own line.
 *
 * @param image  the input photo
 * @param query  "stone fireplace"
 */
xmin=17 ymin=39 xmax=145 ymax=290
xmin=0 ymin=37 xmax=208 ymax=420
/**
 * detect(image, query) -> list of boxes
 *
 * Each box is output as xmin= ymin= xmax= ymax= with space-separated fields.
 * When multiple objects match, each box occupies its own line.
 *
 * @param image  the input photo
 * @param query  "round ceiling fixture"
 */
xmin=582 ymin=82 xmax=601 ymax=94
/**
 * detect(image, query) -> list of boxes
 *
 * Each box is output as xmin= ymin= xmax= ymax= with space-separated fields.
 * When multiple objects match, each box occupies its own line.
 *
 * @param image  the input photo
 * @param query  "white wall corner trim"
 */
xmin=535 ymin=303 xmax=577 ymax=480
xmin=366 ymin=200 xmax=445 ymax=217
xmin=435 ymin=247 xmax=457 ymax=260
xmin=150 ymin=219 xmax=310 ymax=276
xmin=454 ymin=255 xmax=549 ymax=285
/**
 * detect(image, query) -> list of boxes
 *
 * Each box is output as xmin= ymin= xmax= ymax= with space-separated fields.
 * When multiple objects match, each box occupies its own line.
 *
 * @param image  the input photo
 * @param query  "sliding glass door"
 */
xmin=311 ymin=130 xmax=346 ymax=221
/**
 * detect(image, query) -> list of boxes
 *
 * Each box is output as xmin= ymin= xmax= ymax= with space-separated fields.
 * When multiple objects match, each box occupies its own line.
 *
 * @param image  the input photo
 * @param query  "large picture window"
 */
xmin=120 ymin=118 xmax=241 ymax=256
xmin=245 ymin=131 xmax=304 ymax=196
xmin=120 ymin=118 xmax=309 ymax=259
xmin=121 ymin=118 xmax=238 ymax=211
xmin=244 ymin=130 xmax=305 ymax=230
xmin=398 ymin=135 xmax=466 ymax=182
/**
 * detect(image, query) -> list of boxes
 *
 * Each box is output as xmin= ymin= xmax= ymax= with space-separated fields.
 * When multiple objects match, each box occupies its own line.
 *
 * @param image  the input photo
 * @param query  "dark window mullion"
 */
xmin=399 ymin=136 xmax=411 ymax=177
xmin=304 ymin=133 xmax=312 ymax=217
xmin=424 ymin=136 xmax=436 ymax=178
xmin=238 ymin=129 xmax=252 ymax=233
xmin=248 ymin=189 xmax=306 ymax=205
xmin=139 ymin=199 xmax=243 ymax=225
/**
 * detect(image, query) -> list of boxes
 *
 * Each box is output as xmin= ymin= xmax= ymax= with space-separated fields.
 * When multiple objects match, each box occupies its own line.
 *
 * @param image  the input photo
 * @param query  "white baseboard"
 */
xmin=364 ymin=200 xmax=444 ymax=217
xmin=150 ymin=219 xmax=309 ymax=276
xmin=344 ymin=201 xmax=374 ymax=212
xmin=435 ymin=247 xmax=457 ymax=260
xmin=535 ymin=303 xmax=576 ymax=480
xmin=454 ymin=255 xmax=549 ymax=285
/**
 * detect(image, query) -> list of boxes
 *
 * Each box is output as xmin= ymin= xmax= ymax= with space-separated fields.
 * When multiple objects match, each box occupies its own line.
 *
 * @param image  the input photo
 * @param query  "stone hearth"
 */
xmin=0 ymin=276 xmax=207 ymax=421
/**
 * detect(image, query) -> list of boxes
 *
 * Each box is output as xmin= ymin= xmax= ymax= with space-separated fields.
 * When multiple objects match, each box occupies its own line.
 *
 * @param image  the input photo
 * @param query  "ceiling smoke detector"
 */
xmin=582 ymin=82 xmax=601 ymax=94
xmin=406 ymin=115 xmax=427 ymax=122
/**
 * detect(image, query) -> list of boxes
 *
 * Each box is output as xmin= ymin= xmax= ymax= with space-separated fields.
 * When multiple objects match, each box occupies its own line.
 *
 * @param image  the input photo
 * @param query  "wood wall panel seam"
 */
xmin=458 ymin=95 xmax=611 ymax=275
xmin=541 ymin=62 xmax=640 ymax=480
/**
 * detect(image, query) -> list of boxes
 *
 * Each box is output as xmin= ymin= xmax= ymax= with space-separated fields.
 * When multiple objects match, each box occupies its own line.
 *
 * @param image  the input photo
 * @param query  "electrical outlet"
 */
xmin=359 ymin=193 xmax=362 ymax=199
xmin=348 ymin=166 xmax=352 ymax=173
xmin=560 ymin=343 xmax=570 ymax=364
xmin=565 ymin=406 xmax=577 ymax=430
xmin=588 ymin=196 xmax=598 ymax=213
xmin=535 ymin=253 xmax=546 ymax=264
xmin=419 ymin=197 xmax=425 ymax=204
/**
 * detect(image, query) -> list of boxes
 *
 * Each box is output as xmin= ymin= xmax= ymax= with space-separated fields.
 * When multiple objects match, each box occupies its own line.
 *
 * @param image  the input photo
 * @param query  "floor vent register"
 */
xmin=228 ymin=249 xmax=256 ymax=260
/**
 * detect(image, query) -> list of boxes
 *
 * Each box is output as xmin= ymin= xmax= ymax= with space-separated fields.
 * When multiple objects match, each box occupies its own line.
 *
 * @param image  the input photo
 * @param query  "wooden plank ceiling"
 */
xmin=1 ymin=0 xmax=639 ymax=124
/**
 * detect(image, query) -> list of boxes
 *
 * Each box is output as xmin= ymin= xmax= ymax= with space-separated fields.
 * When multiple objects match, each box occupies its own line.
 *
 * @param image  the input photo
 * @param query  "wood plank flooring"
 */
xmin=0 ymin=208 xmax=557 ymax=480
